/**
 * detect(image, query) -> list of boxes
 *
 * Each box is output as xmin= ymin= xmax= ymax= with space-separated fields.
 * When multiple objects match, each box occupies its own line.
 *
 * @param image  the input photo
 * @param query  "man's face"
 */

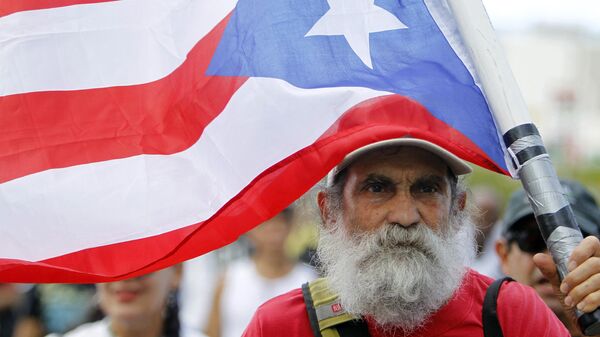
xmin=316 ymin=146 xmax=473 ymax=331
xmin=497 ymin=217 xmax=562 ymax=313
xmin=338 ymin=146 xmax=454 ymax=235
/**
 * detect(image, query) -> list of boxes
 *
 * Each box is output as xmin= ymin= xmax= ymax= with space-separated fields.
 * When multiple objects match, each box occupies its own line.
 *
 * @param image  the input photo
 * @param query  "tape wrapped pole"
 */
xmin=504 ymin=123 xmax=583 ymax=277
xmin=447 ymin=0 xmax=600 ymax=334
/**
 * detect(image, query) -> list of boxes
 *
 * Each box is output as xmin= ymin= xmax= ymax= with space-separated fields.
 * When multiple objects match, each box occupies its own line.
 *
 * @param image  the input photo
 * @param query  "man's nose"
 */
xmin=386 ymin=191 xmax=420 ymax=227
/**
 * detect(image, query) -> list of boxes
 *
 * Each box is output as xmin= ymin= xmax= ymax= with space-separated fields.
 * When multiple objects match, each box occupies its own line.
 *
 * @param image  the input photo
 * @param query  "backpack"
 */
xmin=302 ymin=277 xmax=513 ymax=337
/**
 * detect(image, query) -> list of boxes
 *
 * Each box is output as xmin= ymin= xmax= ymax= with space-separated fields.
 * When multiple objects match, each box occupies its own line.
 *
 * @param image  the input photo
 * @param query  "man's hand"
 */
xmin=534 ymin=236 xmax=600 ymax=333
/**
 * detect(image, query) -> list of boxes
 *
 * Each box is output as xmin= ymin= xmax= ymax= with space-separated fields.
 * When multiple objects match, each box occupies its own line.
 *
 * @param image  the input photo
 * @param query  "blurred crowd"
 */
xmin=1 ymin=178 xmax=599 ymax=337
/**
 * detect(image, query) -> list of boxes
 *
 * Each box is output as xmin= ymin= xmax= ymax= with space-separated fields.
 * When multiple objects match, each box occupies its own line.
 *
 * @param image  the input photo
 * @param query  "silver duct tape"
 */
xmin=519 ymin=158 xmax=569 ymax=215
xmin=508 ymin=134 xmax=543 ymax=153
xmin=507 ymin=150 xmax=549 ymax=173
xmin=506 ymin=134 xmax=548 ymax=172
xmin=547 ymin=226 xmax=584 ymax=280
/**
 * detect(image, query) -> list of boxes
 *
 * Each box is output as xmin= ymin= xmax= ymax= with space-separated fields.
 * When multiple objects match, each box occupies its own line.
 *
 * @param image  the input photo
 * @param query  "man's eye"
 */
xmin=367 ymin=183 xmax=385 ymax=193
xmin=419 ymin=184 xmax=438 ymax=193
xmin=363 ymin=181 xmax=391 ymax=193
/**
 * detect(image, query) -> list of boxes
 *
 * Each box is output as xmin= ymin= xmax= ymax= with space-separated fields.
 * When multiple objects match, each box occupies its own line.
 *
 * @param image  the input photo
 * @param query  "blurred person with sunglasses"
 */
xmin=496 ymin=179 xmax=600 ymax=336
xmin=47 ymin=265 xmax=206 ymax=337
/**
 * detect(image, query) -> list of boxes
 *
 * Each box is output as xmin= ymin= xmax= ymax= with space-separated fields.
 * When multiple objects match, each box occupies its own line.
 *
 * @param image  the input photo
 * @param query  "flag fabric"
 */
xmin=0 ymin=0 xmax=509 ymax=282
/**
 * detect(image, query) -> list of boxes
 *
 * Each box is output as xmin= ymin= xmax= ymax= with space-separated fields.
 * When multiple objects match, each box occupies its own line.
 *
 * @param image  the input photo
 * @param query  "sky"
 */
xmin=481 ymin=0 xmax=600 ymax=33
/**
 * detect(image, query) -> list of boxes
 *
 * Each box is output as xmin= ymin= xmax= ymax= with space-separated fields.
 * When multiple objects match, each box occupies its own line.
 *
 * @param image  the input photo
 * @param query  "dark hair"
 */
xmin=162 ymin=290 xmax=180 ymax=337
xmin=278 ymin=205 xmax=295 ymax=223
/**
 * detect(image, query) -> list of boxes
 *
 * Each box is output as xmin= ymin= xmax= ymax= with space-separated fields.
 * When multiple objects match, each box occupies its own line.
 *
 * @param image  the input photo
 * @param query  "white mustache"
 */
xmin=377 ymin=225 xmax=430 ymax=245
xmin=357 ymin=224 xmax=441 ymax=260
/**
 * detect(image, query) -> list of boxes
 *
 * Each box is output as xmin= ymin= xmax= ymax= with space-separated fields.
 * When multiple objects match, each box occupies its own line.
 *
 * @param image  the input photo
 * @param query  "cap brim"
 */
xmin=327 ymin=138 xmax=472 ymax=186
xmin=504 ymin=209 xmax=599 ymax=237
xmin=503 ymin=207 xmax=535 ymax=233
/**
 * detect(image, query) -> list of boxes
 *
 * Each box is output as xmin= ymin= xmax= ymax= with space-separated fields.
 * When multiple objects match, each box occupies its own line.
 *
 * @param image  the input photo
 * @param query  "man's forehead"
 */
xmin=346 ymin=146 xmax=449 ymax=175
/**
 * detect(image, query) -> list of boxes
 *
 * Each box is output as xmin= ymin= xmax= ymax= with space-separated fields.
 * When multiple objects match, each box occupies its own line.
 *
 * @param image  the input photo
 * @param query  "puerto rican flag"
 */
xmin=0 ymin=0 xmax=509 ymax=282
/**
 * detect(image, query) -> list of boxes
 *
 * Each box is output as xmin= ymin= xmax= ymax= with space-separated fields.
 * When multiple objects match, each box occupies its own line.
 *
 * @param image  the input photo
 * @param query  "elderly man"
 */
xmin=496 ymin=180 xmax=600 ymax=337
xmin=242 ymin=138 xmax=600 ymax=336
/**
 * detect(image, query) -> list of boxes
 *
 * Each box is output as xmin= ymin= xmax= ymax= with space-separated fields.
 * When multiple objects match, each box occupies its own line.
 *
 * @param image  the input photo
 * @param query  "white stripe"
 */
xmin=0 ymin=0 xmax=236 ymax=96
xmin=0 ymin=79 xmax=391 ymax=261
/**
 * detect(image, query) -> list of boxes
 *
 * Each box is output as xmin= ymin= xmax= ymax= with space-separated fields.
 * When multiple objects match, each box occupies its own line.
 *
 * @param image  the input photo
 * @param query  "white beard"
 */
xmin=316 ymin=209 xmax=476 ymax=333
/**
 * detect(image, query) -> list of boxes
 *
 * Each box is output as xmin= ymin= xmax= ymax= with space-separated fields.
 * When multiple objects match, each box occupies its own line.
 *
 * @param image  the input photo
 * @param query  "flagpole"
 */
xmin=447 ymin=0 xmax=600 ymax=334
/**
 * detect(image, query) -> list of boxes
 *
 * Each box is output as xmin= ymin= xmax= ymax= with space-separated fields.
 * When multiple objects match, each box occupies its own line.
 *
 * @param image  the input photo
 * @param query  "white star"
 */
xmin=305 ymin=0 xmax=408 ymax=69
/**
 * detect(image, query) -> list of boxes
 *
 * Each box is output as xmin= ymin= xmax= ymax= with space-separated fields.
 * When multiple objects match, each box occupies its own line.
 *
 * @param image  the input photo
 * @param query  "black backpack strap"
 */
xmin=302 ymin=281 xmax=323 ymax=337
xmin=336 ymin=319 xmax=371 ymax=337
xmin=483 ymin=277 xmax=514 ymax=337
xmin=302 ymin=280 xmax=371 ymax=337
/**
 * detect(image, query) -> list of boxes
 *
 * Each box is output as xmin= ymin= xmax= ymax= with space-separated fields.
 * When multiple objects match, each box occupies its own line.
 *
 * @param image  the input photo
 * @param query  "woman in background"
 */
xmin=49 ymin=265 xmax=205 ymax=337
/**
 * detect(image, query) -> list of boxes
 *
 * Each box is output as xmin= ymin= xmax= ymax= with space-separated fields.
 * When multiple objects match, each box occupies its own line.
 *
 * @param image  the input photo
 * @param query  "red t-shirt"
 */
xmin=242 ymin=269 xmax=569 ymax=337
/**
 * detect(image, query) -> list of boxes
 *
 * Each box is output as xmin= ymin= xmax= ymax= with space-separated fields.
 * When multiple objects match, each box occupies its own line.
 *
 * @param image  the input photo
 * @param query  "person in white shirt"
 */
xmin=205 ymin=207 xmax=317 ymax=337
xmin=47 ymin=265 xmax=206 ymax=337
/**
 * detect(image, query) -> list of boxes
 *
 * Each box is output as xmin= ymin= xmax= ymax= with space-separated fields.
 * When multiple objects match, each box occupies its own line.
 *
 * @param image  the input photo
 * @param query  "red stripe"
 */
xmin=0 ymin=0 xmax=116 ymax=18
xmin=0 ymin=13 xmax=246 ymax=184
xmin=0 ymin=95 xmax=507 ymax=282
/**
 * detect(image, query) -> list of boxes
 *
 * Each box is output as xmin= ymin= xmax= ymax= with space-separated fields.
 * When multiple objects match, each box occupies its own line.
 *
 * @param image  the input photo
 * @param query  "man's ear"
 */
xmin=317 ymin=191 xmax=332 ymax=226
xmin=495 ymin=238 xmax=511 ymax=275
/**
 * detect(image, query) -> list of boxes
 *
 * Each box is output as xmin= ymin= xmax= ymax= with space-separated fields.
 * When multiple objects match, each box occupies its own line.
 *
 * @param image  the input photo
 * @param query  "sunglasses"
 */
xmin=505 ymin=227 xmax=547 ymax=254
